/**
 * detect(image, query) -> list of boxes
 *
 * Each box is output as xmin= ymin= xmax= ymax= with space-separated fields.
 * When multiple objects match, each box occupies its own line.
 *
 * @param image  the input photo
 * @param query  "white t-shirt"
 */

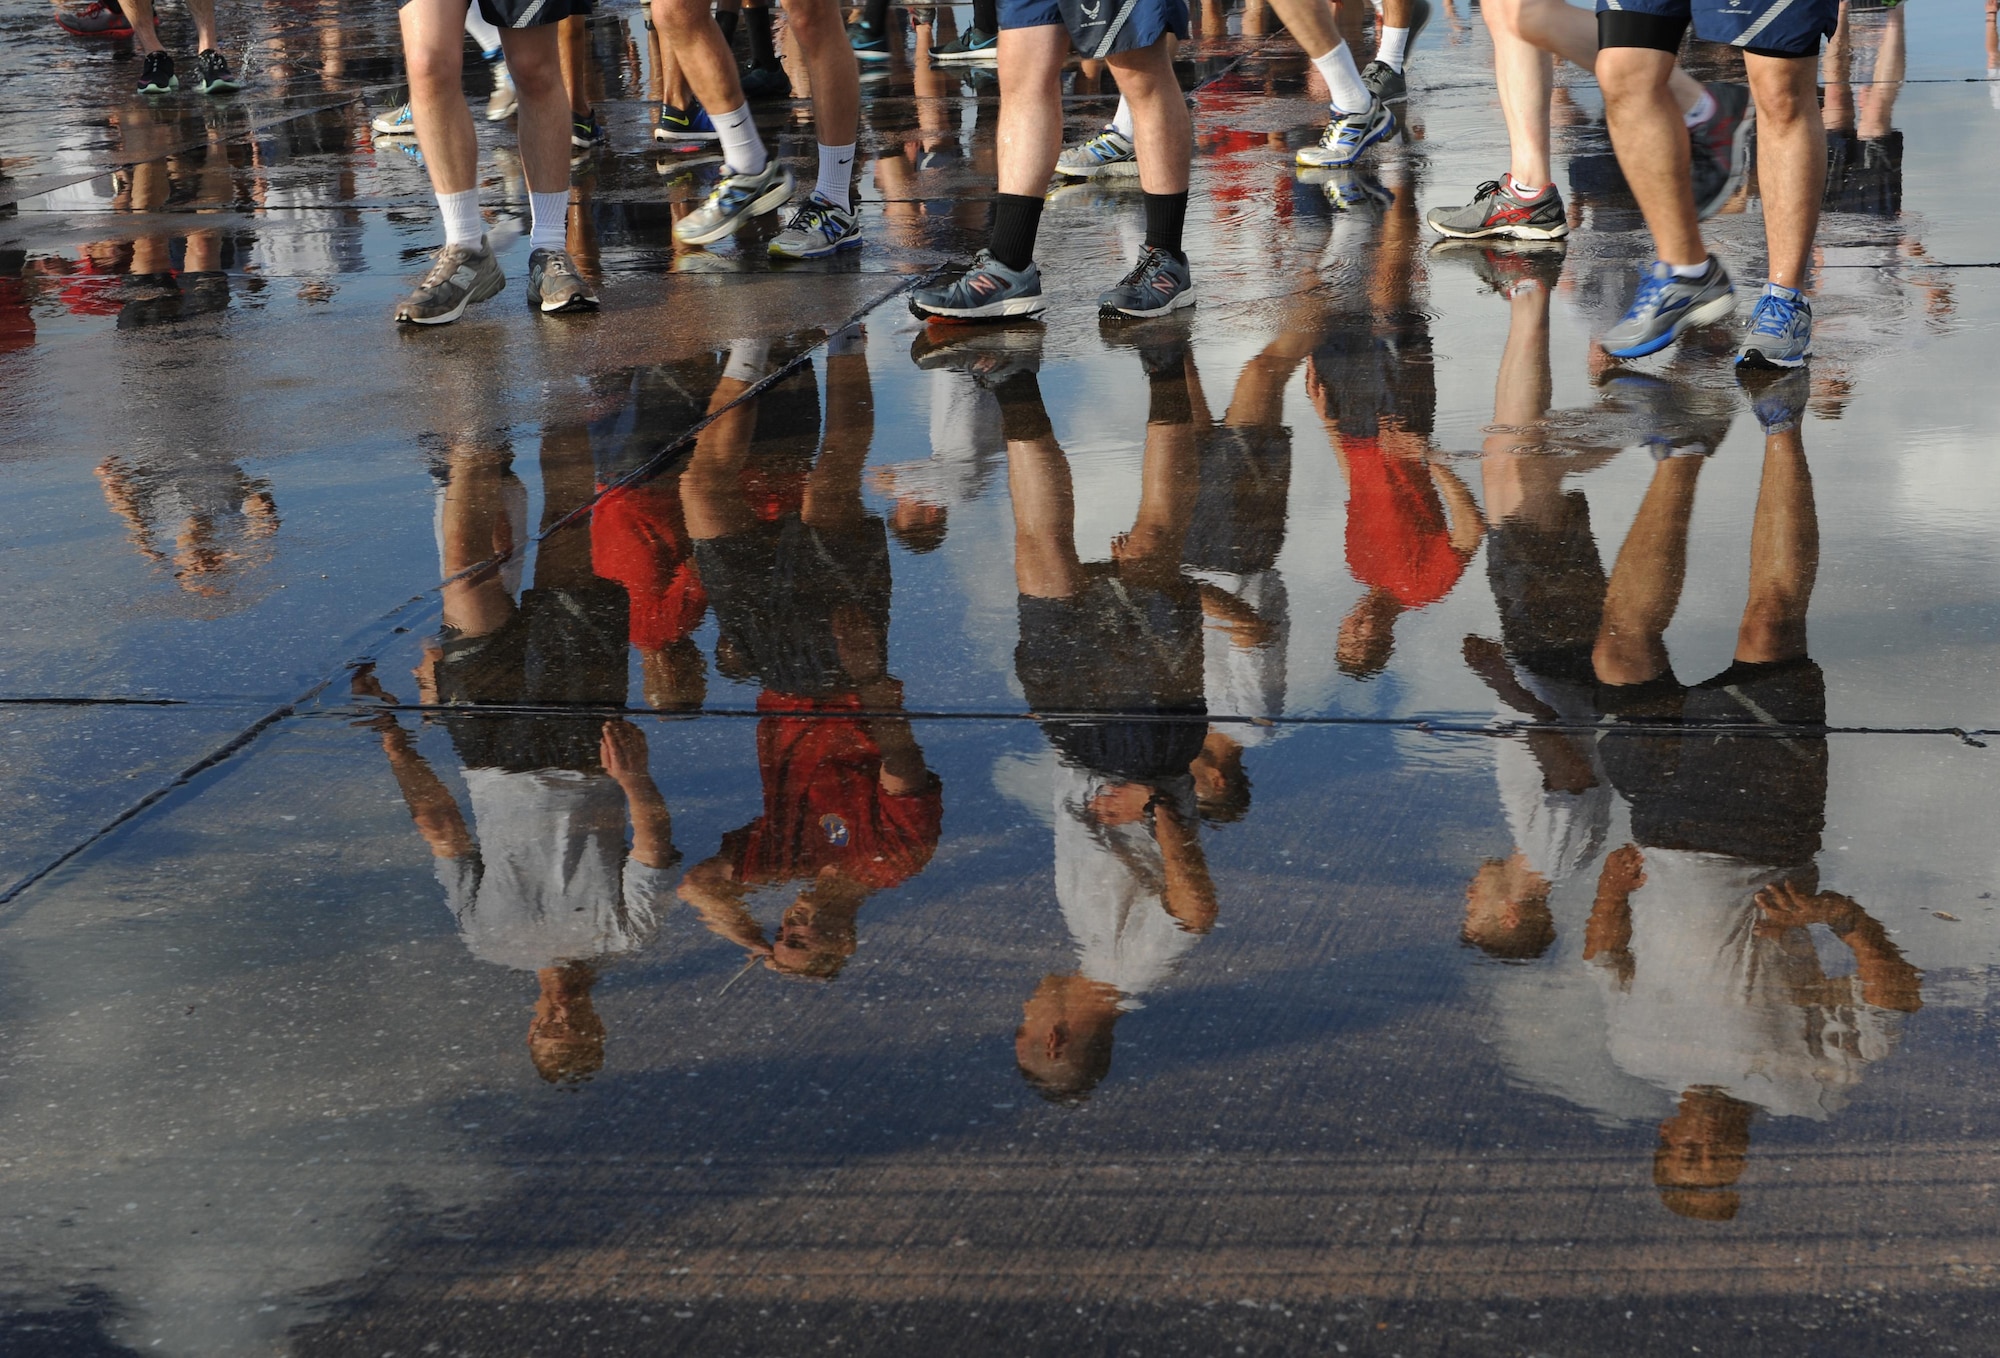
xmin=435 ymin=768 xmax=672 ymax=972
xmin=1052 ymin=765 xmax=1200 ymax=1007
xmin=1187 ymin=567 xmax=1288 ymax=749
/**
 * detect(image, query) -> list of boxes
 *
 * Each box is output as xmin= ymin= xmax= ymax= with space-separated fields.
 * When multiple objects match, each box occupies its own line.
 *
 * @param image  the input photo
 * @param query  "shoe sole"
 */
xmin=487 ymin=104 xmax=517 ymax=122
xmin=139 ymin=79 xmax=179 ymax=93
xmin=373 ymin=121 xmax=415 ymax=136
xmin=1101 ymin=287 xmax=1196 ymax=321
xmin=60 ymin=21 xmax=133 ymax=37
xmin=770 ymin=231 xmax=864 ymax=261
xmin=654 ymin=127 xmax=721 ymax=143
xmin=1735 ymin=346 xmax=1807 ymax=369
xmin=1055 ymin=158 xmax=1139 ymax=180
xmin=910 ymin=295 xmax=1048 ymax=322
xmin=1602 ymin=291 xmax=1737 ymax=359
xmin=396 ymin=269 xmax=506 ymax=326
xmin=673 ymin=173 xmax=796 ymax=246
xmin=854 ymin=49 xmax=893 ymax=61
xmin=1426 ymin=212 xmax=1569 ymax=241
xmin=1295 ymin=113 xmax=1395 ymax=169
xmin=932 ymin=51 xmax=998 ymax=64
xmin=536 ymin=290 xmax=601 ymax=314
xmin=1694 ymin=107 xmax=1755 ymax=221
xmin=199 ymin=79 xmax=240 ymax=94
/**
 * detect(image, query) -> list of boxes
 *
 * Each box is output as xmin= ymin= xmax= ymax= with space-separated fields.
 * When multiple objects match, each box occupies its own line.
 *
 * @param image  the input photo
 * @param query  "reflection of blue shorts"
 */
xmin=999 ymin=0 xmax=1189 ymax=59
xmin=1597 ymin=0 xmax=1835 ymax=57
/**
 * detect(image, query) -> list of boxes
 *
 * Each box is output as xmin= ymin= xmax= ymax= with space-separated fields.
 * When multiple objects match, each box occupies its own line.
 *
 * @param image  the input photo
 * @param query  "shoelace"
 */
xmin=541 ymin=252 xmax=574 ymax=279
xmin=1749 ymin=292 xmax=1806 ymax=337
xmin=1469 ymin=179 xmax=1504 ymax=203
xmin=422 ymin=248 xmax=478 ymax=288
xmin=1628 ymin=268 xmax=1678 ymax=315
xmin=1114 ymin=247 xmax=1169 ymax=290
xmin=785 ymin=202 xmax=837 ymax=236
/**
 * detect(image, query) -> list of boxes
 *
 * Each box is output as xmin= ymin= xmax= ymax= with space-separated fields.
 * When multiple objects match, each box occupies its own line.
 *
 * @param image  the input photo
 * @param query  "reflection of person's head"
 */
xmin=529 ymin=961 xmax=606 ymax=1085
xmin=1654 ymin=1087 xmax=1756 ymax=1221
xmin=767 ymin=869 xmax=866 ymax=980
xmin=641 ymin=638 xmax=708 ymax=711
xmin=1337 ymin=586 xmax=1402 ymax=680
xmin=1015 ymin=974 xmax=1124 ymax=1104
xmin=1191 ymin=730 xmax=1251 ymax=824
xmin=1461 ymin=853 xmax=1556 ymax=960
xmin=890 ymin=498 xmax=949 ymax=555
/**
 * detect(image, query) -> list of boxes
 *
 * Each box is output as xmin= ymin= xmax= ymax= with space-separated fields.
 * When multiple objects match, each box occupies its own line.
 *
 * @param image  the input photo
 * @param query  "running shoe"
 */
xmin=1310 ymin=166 xmax=1396 ymax=214
xmin=909 ymin=251 xmax=1046 ymax=322
xmin=1688 ymin=81 xmax=1752 ymax=220
xmin=654 ymin=100 xmax=719 ymax=143
xmin=769 ymin=193 xmax=862 ymax=259
xmin=931 ymin=26 xmax=998 ymax=63
xmin=1600 ymin=257 xmax=1735 ymax=359
xmin=194 ymin=48 xmax=238 ymax=94
xmin=742 ymin=63 xmax=792 ymax=100
xmin=1601 ymin=375 xmax=1730 ymax=459
xmin=1296 ymin=98 xmax=1394 ymax=168
xmin=1430 ymin=239 xmax=1566 ymax=298
xmin=487 ymin=60 xmax=517 ymax=121
xmin=1098 ymin=246 xmax=1195 ymax=320
xmin=910 ymin=322 xmax=1044 ymax=383
xmin=137 ymin=50 xmax=177 ymax=94
xmin=1736 ymin=287 xmax=1811 ymax=369
xmin=394 ymin=240 xmax=505 ymax=325
xmin=1740 ymin=365 xmax=1809 ymax=433
xmin=1361 ymin=60 xmax=1406 ymax=104
xmin=849 ymin=23 xmax=892 ymax=60
xmin=527 ymin=246 xmax=600 ymax=313
xmin=372 ymin=102 xmax=416 ymax=137
xmin=672 ymin=159 xmax=795 ymax=245
xmin=1425 ymin=176 xmax=1568 ymax=240
xmin=572 ymin=109 xmax=606 ymax=150
xmin=57 ymin=2 xmax=132 ymax=37
xmin=1056 ymin=126 xmax=1137 ymax=179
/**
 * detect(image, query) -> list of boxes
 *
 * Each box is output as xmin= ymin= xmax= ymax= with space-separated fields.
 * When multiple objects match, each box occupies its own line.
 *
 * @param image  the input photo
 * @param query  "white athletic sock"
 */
xmin=1111 ymin=96 xmax=1135 ymax=139
xmin=712 ymin=102 xmax=769 ymax=177
xmin=528 ymin=190 xmax=568 ymax=251
xmin=463 ymin=6 xmax=502 ymax=59
xmin=1311 ymin=43 xmax=1370 ymax=115
xmin=438 ymin=188 xmax=485 ymax=248
xmin=1506 ymin=174 xmax=1548 ymax=198
xmin=815 ymin=142 xmax=855 ymax=210
xmin=724 ymin=338 xmax=772 ymax=384
xmin=1377 ymin=26 xmax=1409 ymax=72
xmin=1683 ymin=86 xmax=1717 ymax=128
xmin=1668 ymin=260 xmax=1709 ymax=279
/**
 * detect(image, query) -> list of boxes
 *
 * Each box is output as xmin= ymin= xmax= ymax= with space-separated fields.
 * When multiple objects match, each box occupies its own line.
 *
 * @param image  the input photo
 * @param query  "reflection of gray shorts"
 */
xmin=999 ymin=0 xmax=1188 ymax=58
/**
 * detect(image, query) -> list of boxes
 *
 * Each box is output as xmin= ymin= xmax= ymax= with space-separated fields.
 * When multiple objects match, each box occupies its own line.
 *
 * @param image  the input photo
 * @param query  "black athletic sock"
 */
xmin=988 ymin=193 xmax=1044 ymax=273
xmin=1143 ymin=191 xmax=1189 ymax=263
xmin=994 ymin=372 xmax=1053 ymax=442
xmin=1147 ymin=371 xmax=1192 ymax=425
xmin=747 ymin=6 xmax=777 ymax=67
xmin=715 ymin=7 xmax=739 ymax=44
xmin=972 ymin=0 xmax=998 ymax=32
xmin=862 ymin=0 xmax=890 ymax=32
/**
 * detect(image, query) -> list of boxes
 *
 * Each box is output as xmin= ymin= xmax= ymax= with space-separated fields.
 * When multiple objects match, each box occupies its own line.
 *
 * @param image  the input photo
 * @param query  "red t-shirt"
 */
xmin=1344 ymin=438 xmax=1468 ymax=609
xmin=591 ymin=481 xmax=708 ymax=650
xmin=724 ymin=691 xmax=944 ymax=892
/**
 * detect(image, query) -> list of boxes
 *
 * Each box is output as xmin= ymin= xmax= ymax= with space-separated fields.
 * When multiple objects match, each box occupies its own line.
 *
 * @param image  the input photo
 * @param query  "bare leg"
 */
xmin=559 ymin=14 xmax=593 ymax=118
xmin=1734 ymin=422 xmax=1816 ymax=664
xmin=498 ymin=24 xmax=573 ymax=195
xmin=783 ymin=0 xmax=861 ymax=148
xmin=1746 ymin=53 xmax=1825 ymax=291
xmin=1593 ymin=457 xmax=1703 ymax=686
xmin=1597 ymin=46 xmax=1703 ymax=266
xmin=998 ymin=25 xmax=1068 ymax=195
xmin=404 ymin=0 xmax=482 ymax=198
xmin=650 ymin=0 xmax=750 ymax=116
xmin=1106 ymin=36 xmax=1190 ymax=195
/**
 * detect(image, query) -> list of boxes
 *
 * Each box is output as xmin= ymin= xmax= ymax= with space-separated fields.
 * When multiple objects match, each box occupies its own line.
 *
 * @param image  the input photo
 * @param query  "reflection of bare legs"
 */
xmin=439 ymin=448 xmax=524 ymax=641
xmin=1593 ymin=457 xmax=1702 ymax=686
xmin=1734 ymin=419 xmax=1816 ymax=665
xmin=1859 ymin=4 xmax=1905 ymax=139
xmin=1822 ymin=2 xmax=1855 ymax=132
xmin=681 ymin=343 xmax=766 ymax=544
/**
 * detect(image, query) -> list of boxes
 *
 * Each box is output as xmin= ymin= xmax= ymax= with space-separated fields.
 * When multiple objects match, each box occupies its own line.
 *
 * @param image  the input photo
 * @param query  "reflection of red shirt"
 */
xmin=1344 ymin=438 xmax=1467 ymax=609
xmin=591 ymin=481 xmax=708 ymax=649
xmin=724 ymin=692 xmax=943 ymax=891
xmin=0 ymin=276 xmax=33 ymax=355
xmin=738 ymin=464 xmax=807 ymax=523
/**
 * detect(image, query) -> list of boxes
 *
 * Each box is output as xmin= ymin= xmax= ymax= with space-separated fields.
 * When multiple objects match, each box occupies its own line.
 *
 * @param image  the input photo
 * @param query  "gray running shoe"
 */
xmin=1601 ymin=257 xmax=1735 ymax=359
xmin=769 ymin=193 xmax=863 ymax=259
xmin=1735 ymin=288 xmax=1812 ymax=369
xmin=1689 ymin=81 xmax=1752 ymax=220
xmin=1098 ymin=245 xmax=1195 ymax=320
xmin=1296 ymin=98 xmax=1395 ymax=168
xmin=1425 ymin=176 xmax=1568 ymax=240
xmin=909 ymin=250 xmax=1046 ymax=321
xmin=394 ymin=240 xmax=505 ymax=325
xmin=1361 ymin=60 xmax=1406 ymax=104
xmin=527 ymin=247 xmax=599 ymax=313
xmin=1057 ymin=126 xmax=1138 ymax=179
xmin=672 ymin=159 xmax=795 ymax=246
xmin=909 ymin=323 xmax=1044 ymax=384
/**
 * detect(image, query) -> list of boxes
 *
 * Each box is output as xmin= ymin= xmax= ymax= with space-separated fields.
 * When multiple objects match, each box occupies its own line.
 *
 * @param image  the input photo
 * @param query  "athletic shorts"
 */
xmin=999 ymin=0 xmax=1189 ymax=60
xmin=1597 ymin=0 xmax=1836 ymax=58
xmin=1310 ymin=312 xmax=1436 ymax=439
xmin=1182 ymin=423 xmax=1292 ymax=579
xmin=436 ymin=584 xmax=631 ymax=773
xmin=694 ymin=515 xmax=893 ymax=700
xmin=402 ymin=0 xmax=586 ymax=30
xmin=1485 ymin=491 xmax=1606 ymax=687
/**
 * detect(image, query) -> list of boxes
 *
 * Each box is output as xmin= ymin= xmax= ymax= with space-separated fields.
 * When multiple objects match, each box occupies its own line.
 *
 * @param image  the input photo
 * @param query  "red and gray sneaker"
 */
xmin=57 ymin=2 xmax=133 ymax=37
xmin=1425 ymin=176 xmax=1568 ymax=240
xmin=1688 ymin=82 xmax=1753 ymax=220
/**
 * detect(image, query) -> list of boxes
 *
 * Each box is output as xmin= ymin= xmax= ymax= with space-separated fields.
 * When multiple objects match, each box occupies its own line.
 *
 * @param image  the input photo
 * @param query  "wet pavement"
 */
xmin=7 ymin=0 xmax=2000 ymax=1353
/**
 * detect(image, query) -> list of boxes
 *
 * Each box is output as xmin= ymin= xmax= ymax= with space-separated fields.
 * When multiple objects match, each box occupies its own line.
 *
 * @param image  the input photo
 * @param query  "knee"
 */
xmin=780 ymin=0 xmax=838 ymax=42
xmin=503 ymin=40 xmax=563 ymax=96
xmin=1752 ymin=75 xmax=1814 ymax=126
xmin=405 ymin=38 xmax=462 ymax=92
xmin=651 ymin=0 xmax=708 ymax=34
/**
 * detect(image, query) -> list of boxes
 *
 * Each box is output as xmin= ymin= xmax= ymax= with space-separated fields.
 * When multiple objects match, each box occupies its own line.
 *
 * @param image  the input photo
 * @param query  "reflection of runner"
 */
xmin=364 ymin=422 xmax=677 ymax=1085
xmin=676 ymin=329 xmax=944 ymax=981
xmin=992 ymin=334 xmax=1218 ymax=1102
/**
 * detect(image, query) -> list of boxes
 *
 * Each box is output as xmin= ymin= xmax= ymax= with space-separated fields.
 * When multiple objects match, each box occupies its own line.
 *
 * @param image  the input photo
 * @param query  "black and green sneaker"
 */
xmin=137 ymin=50 xmax=177 ymax=94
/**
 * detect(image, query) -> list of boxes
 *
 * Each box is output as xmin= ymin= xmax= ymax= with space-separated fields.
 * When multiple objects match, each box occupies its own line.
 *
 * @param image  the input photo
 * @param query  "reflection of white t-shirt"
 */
xmin=1491 ymin=668 xmax=1609 ymax=885
xmin=1187 ymin=567 xmax=1288 ymax=749
xmin=877 ymin=371 xmax=1003 ymax=509
xmin=1052 ymin=765 xmax=1199 ymax=1006
xmin=1602 ymin=848 xmax=1903 ymax=1120
xmin=435 ymin=768 xmax=672 ymax=972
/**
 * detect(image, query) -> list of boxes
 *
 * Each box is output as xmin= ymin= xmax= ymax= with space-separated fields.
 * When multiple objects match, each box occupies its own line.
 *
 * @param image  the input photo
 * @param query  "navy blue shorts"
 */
xmin=1596 ymin=0 xmax=1835 ymax=57
xmin=999 ymin=0 xmax=1189 ymax=59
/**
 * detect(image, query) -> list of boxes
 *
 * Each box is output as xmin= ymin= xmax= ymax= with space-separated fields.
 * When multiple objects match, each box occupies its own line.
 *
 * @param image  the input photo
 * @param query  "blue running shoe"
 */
xmin=1736 ymin=286 xmax=1812 ymax=368
xmin=1296 ymin=98 xmax=1395 ymax=169
xmin=931 ymin=26 xmax=998 ymax=63
xmin=849 ymin=23 xmax=892 ymax=60
xmin=909 ymin=251 xmax=1045 ymax=322
xmin=769 ymin=193 xmax=862 ymax=259
xmin=673 ymin=159 xmax=795 ymax=246
xmin=1098 ymin=245 xmax=1195 ymax=320
xmin=1601 ymin=257 xmax=1735 ymax=359
xmin=1742 ymin=366 xmax=1810 ymax=434
xmin=1057 ymin=127 xmax=1137 ymax=179
xmin=655 ymin=100 xmax=719 ymax=144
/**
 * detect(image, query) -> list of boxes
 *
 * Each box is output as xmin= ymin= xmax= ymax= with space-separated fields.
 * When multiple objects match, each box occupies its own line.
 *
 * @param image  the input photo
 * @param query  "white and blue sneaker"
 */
xmin=372 ymin=102 xmax=416 ymax=137
xmin=672 ymin=159 xmax=796 ymax=246
xmin=1601 ymin=257 xmax=1736 ymax=359
xmin=1296 ymin=98 xmax=1395 ymax=169
xmin=769 ymin=193 xmax=863 ymax=259
xmin=1056 ymin=126 xmax=1138 ymax=179
xmin=909 ymin=250 xmax=1046 ymax=322
xmin=1098 ymin=245 xmax=1195 ymax=320
xmin=1736 ymin=285 xmax=1812 ymax=369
